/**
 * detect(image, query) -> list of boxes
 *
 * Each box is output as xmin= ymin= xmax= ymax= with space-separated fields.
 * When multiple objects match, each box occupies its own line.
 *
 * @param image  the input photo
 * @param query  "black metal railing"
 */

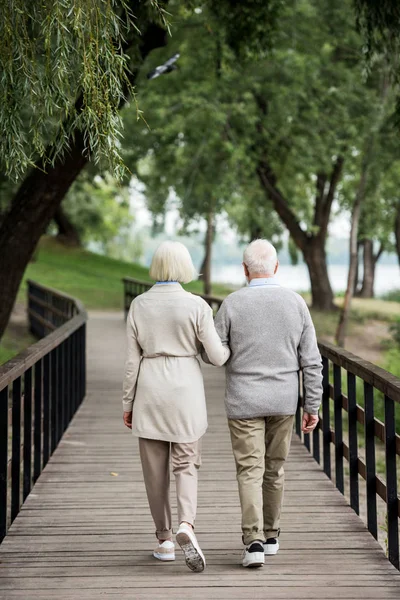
xmin=296 ymin=342 xmax=400 ymax=570
xmin=122 ymin=276 xmax=400 ymax=570
xmin=0 ymin=282 xmax=87 ymax=542
xmin=122 ymin=277 xmax=224 ymax=316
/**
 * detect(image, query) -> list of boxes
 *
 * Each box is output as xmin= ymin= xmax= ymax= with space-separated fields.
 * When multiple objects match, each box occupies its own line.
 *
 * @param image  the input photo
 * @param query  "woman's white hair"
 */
xmin=243 ymin=239 xmax=278 ymax=276
xmin=149 ymin=241 xmax=197 ymax=284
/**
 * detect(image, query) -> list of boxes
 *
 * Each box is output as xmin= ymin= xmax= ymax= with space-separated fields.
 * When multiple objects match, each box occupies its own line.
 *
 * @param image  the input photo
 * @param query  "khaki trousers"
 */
xmin=138 ymin=438 xmax=201 ymax=541
xmin=228 ymin=415 xmax=294 ymax=545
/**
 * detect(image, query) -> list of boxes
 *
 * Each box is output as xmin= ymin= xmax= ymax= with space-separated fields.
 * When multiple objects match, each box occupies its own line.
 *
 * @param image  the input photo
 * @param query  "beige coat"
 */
xmin=122 ymin=283 xmax=230 ymax=443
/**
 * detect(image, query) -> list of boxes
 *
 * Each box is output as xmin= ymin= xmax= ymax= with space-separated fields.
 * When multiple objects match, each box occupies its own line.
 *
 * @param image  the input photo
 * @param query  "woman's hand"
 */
xmin=123 ymin=411 xmax=133 ymax=429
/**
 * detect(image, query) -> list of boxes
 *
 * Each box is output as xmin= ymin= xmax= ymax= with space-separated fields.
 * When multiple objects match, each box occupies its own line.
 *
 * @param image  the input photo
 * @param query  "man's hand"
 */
xmin=302 ymin=411 xmax=319 ymax=433
xmin=123 ymin=411 xmax=133 ymax=429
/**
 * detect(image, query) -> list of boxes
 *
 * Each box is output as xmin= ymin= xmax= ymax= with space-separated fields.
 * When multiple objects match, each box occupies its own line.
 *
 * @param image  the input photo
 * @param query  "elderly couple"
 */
xmin=122 ymin=239 xmax=323 ymax=572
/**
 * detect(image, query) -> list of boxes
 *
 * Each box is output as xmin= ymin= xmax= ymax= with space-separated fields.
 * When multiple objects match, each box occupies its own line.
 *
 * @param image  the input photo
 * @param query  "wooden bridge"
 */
xmin=1 ymin=281 xmax=400 ymax=599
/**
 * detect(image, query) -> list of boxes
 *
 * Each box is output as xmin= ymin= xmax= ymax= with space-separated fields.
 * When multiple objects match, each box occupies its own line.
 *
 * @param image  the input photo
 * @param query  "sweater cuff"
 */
xmin=122 ymin=400 xmax=133 ymax=412
xmin=304 ymin=404 xmax=320 ymax=416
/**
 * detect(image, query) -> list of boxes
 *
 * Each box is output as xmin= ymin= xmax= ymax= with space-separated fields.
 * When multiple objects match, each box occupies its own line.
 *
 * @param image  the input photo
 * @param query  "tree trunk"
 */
xmin=395 ymin=200 xmax=400 ymax=270
xmin=199 ymin=210 xmax=214 ymax=296
xmin=256 ymin=153 xmax=343 ymax=312
xmin=353 ymin=241 xmax=361 ymax=295
xmin=358 ymin=238 xmax=375 ymax=298
xmin=336 ymin=169 xmax=367 ymax=346
xmin=54 ymin=206 xmax=81 ymax=247
xmin=0 ymin=24 xmax=167 ymax=340
xmin=0 ymin=137 xmax=88 ymax=338
xmin=303 ymin=238 xmax=335 ymax=311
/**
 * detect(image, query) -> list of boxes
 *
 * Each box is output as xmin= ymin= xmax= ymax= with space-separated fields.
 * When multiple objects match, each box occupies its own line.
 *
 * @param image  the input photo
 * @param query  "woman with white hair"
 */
xmin=122 ymin=241 xmax=230 ymax=573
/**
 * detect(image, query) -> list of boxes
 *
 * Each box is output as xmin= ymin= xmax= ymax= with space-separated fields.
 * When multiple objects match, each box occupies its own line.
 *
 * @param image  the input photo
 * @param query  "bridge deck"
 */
xmin=1 ymin=312 xmax=400 ymax=599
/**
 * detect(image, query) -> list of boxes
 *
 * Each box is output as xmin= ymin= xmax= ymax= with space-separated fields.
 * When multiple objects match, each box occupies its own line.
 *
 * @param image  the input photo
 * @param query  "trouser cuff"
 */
xmin=156 ymin=529 xmax=173 ymax=541
xmin=264 ymin=527 xmax=281 ymax=539
xmin=242 ymin=532 xmax=266 ymax=546
xmin=179 ymin=516 xmax=195 ymax=528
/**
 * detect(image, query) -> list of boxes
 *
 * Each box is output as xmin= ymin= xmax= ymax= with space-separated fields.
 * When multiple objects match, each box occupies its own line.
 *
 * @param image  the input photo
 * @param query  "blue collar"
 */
xmin=248 ymin=277 xmax=280 ymax=287
xmin=155 ymin=281 xmax=178 ymax=285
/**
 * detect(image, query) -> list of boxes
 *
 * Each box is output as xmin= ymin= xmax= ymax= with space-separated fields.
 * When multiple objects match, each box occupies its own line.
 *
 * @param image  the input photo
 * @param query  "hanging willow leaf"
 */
xmin=0 ymin=0 xmax=166 ymax=181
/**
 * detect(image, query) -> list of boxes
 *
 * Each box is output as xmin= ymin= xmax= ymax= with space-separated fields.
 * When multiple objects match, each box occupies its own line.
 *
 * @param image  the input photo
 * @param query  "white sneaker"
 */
xmin=176 ymin=523 xmax=206 ymax=572
xmin=264 ymin=538 xmax=279 ymax=555
xmin=242 ymin=541 xmax=265 ymax=568
xmin=153 ymin=540 xmax=175 ymax=561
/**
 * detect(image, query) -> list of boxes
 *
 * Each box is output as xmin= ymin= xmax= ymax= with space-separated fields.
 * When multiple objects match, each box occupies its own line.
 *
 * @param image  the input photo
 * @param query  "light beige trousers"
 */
xmin=138 ymin=437 xmax=201 ymax=540
xmin=228 ymin=415 xmax=294 ymax=545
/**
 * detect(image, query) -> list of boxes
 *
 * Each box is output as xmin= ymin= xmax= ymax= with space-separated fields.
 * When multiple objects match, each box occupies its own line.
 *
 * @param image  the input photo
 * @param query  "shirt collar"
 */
xmin=155 ymin=281 xmax=179 ymax=285
xmin=248 ymin=277 xmax=280 ymax=287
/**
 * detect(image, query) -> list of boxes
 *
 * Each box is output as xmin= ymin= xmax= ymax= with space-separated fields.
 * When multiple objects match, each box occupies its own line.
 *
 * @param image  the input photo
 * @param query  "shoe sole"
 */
xmin=153 ymin=552 xmax=175 ymax=561
xmin=243 ymin=551 xmax=265 ymax=568
xmin=176 ymin=531 xmax=205 ymax=573
xmin=264 ymin=546 xmax=279 ymax=556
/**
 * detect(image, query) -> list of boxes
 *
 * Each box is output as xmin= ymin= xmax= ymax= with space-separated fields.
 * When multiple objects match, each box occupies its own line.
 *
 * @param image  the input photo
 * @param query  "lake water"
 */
xmin=212 ymin=263 xmax=400 ymax=295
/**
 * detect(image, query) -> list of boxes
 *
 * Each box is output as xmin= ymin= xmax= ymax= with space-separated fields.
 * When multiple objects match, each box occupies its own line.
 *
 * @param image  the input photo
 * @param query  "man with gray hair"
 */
xmin=204 ymin=239 xmax=322 ymax=568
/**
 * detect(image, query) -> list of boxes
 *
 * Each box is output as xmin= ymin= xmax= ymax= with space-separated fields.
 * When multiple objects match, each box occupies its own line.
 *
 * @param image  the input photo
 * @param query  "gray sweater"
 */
xmin=204 ymin=284 xmax=323 ymax=419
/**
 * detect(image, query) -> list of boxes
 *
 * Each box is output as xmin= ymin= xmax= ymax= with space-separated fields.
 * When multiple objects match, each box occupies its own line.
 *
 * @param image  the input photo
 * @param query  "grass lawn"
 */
xmin=0 ymin=329 xmax=36 ymax=365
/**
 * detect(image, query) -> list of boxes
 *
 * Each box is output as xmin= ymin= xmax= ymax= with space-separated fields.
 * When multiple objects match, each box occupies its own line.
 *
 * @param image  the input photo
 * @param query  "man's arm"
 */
xmin=201 ymin=299 xmax=230 ymax=365
xmin=298 ymin=302 xmax=323 ymax=416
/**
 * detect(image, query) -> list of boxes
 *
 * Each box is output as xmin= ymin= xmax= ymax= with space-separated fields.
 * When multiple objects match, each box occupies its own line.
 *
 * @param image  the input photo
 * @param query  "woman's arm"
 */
xmin=122 ymin=303 xmax=142 ymax=412
xmin=197 ymin=303 xmax=230 ymax=367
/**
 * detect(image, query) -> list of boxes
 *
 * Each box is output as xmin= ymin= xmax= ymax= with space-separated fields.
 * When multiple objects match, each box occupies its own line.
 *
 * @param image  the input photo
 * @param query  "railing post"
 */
xmin=0 ymin=386 xmax=8 ymax=542
xmin=11 ymin=378 xmax=22 ymax=523
xmin=347 ymin=372 xmax=359 ymax=515
xmin=312 ymin=421 xmax=320 ymax=464
xmin=384 ymin=395 xmax=399 ymax=569
xmin=23 ymin=368 xmax=32 ymax=501
xmin=322 ymin=356 xmax=331 ymax=478
xmin=333 ymin=364 xmax=344 ymax=494
xmin=303 ymin=375 xmax=310 ymax=452
xmin=50 ymin=348 xmax=58 ymax=453
xmin=33 ymin=360 xmax=43 ymax=483
xmin=42 ymin=353 xmax=51 ymax=469
xmin=364 ymin=382 xmax=377 ymax=540
xmin=295 ymin=375 xmax=301 ymax=437
xmin=82 ymin=323 xmax=87 ymax=399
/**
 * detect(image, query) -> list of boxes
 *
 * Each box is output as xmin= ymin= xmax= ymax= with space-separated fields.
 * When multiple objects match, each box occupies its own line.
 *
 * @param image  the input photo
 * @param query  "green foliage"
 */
xmin=123 ymin=0 xmax=396 ymax=246
xmin=207 ymin=0 xmax=283 ymax=58
xmin=62 ymin=171 xmax=132 ymax=253
xmin=389 ymin=318 xmax=400 ymax=347
xmin=0 ymin=0 xmax=166 ymax=181
xmin=383 ymin=289 xmax=400 ymax=303
xmin=355 ymin=1 xmax=400 ymax=61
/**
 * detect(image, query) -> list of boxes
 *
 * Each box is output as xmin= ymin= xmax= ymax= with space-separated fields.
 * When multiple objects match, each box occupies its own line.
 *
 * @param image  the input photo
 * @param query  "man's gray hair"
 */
xmin=243 ymin=239 xmax=278 ymax=276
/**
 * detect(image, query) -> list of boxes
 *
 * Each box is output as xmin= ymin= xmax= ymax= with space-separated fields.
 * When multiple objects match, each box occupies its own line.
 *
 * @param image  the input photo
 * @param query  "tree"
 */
xmin=0 ymin=0 xmax=286 ymax=337
xmin=121 ymin=6 xmax=261 ymax=294
xmin=0 ymin=2 xmax=169 ymax=339
xmin=246 ymin=0 xmax=374 ymax=310
xmin=336 ymin=67 xmax=394 ymax=345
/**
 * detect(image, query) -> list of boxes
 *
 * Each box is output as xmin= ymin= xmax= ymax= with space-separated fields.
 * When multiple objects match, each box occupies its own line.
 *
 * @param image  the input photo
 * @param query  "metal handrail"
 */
xmin=0 ymin=281 xmax=87 ymax=543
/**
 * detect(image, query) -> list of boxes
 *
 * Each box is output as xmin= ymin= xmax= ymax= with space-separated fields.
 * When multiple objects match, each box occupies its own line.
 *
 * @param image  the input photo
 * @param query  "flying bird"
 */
xmin=147 ymin=53 xmax=180 ymax=80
